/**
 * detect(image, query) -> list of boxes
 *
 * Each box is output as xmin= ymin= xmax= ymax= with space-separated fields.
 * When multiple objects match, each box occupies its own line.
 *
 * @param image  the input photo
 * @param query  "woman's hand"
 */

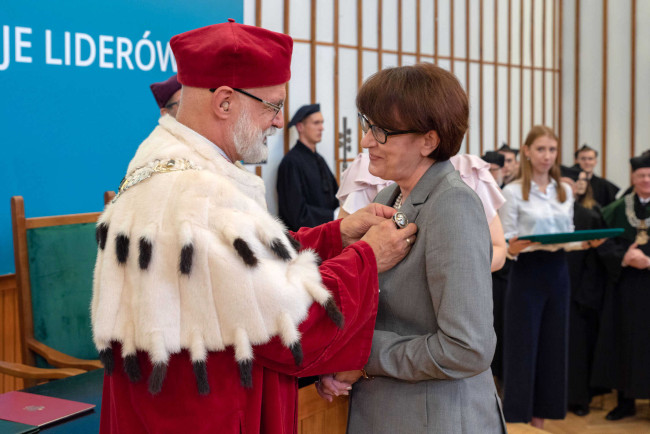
xmin=587 ymin=238 xmax=606 ymax=249
xmin=335 ymin=370 xmax=364 ymax=384
xmin=507 ymin=236 xmax=538 ymax=257
xmin=315 ymin=374 xmax=353 ymax=402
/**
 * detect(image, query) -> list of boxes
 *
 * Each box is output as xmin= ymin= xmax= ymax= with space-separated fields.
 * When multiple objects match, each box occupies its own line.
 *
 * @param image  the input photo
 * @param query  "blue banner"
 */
xmin=1 ymin=1 xmax=243 ymax=273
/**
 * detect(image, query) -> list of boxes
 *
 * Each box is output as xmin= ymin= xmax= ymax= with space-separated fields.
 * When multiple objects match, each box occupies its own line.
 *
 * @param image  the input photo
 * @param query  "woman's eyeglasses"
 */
xmin=358 ymin=113 xmax=418 ymax=144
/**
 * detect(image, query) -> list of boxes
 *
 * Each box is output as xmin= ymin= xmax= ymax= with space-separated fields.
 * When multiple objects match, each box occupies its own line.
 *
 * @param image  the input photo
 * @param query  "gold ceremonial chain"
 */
xmin=624 ymin=194 xmax=650 ymax=245
xmin=112 ymin=159 xmax=201 ymax=204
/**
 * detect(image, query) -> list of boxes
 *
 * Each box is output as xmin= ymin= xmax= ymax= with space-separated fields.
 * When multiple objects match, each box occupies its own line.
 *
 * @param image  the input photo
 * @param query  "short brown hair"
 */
xmin=356 ymin=63 xmax=469 ymax=161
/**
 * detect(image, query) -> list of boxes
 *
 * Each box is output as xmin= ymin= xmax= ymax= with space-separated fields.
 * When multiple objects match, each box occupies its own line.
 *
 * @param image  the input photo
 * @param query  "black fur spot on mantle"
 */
xmin=193 ymin=361 xmax=210 ymax=395
xmin=285 ymin=232 xmax=301 ymax=252
xmin=139 ymin=238 xmax=152 ymax=270
xmin=290 ymin=342 xmax=303 ymax=367
xmin=179 ymin=243 xmax=194 ymax=275
xmin=96 ymin=223 xmax=109 ymax=250
xmin=124 ymin=354 xmax=142 ymax=382
xmin=324 ymin=298 xmax=345 ymax=329
xmin=270 ymin=238 xmax=291 ymax=261
xmin=233 ymin=238 xmax=258 ymax=267
xmin=148 ymin=363 xmax=167 ymax=395
xmin=238 ymin=359 xmax=253 ymax=389
xmin=99 ymin=347 xmax=114 ymax=375
xmin=115 ymin=234 xmax=129 ymax=264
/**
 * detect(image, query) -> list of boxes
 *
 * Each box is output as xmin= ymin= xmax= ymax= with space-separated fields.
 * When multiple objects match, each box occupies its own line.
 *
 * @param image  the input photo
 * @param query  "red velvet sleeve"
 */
xmin=253 ymin=240 xmax=378 ymax=376
xmin=290 ymin=219 xmax=344 ymax=261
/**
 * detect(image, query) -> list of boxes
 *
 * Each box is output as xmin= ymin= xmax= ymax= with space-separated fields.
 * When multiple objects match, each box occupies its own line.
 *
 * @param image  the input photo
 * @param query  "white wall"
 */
xmin=561 ymin=0 xmax=650 ymax=191
xmin=245 ymin=0 xmax=567 ymax=215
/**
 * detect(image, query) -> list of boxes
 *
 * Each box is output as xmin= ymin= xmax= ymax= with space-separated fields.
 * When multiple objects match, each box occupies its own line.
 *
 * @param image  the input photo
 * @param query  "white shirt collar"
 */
xmin=530 ymin=178 xmax=558 ymax=193
xmin=160 ymin=115 xmax=232 ymax=163
xmin=639 ymin=195 xmax=650 ymax=205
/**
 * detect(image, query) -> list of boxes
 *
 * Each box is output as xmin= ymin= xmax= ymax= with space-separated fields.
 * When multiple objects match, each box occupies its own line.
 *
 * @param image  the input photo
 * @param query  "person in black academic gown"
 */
xmin=277 ymin=104 xmax=339 ymax=232
xmin=573 ymin=144 xmax=619 ymax=207
xmin=497 ymin=143 xmax=519 ymax=187
xmin=591 ymin=154 xmax=650 ymax=421
xmin=566 ymin=172 xmax=609 ymax=416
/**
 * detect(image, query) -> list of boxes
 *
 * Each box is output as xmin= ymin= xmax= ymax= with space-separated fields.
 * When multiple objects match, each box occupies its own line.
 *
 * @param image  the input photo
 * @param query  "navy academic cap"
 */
xmin=481 ymin=151 xmax=505 ymax=167
xmin=497 ymin=143 xmax=519 ymax=156
xmin=574 ymin=143 xmax=598 ymax=159
xmin=630 ymin=154 xmax=650 ymax=172
xmin=288 ymin=103 xmax=321 ymax=128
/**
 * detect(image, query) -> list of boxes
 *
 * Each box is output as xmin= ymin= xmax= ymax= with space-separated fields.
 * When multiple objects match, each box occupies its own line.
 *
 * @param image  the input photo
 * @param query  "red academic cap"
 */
xmin=150 ymin=74 xmax=182 ymax=108
xmin=170 ymin=19 xmax=293 ymax=89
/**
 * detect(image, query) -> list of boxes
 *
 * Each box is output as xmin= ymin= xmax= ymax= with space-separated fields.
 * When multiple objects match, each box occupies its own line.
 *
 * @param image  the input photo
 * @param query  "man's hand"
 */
xmin=340 ymin=203 xmax=398 ymax=247
xmin=623 ymin=243 xmax=650 ymax=269
xmin=361 ymin=219 xmax=418 ymax=273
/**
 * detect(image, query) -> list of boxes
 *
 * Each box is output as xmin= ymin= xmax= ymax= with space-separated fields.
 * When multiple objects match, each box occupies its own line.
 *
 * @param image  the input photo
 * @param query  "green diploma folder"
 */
xmin=515 ymin=228 xmax=624 ymax=244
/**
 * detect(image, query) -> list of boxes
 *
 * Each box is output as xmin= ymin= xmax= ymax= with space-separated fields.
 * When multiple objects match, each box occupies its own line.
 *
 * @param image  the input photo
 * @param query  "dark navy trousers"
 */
xmin=502 ymin=250 xmax=570 ymax=422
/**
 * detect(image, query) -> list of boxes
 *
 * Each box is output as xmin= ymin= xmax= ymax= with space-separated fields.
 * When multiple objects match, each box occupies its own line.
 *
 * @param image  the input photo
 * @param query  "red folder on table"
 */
xmin=0 ymin=391 xmax=94 ymax=427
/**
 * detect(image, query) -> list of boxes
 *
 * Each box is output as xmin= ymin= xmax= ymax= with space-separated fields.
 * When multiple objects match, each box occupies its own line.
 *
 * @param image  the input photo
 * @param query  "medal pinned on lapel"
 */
xmin=392 ymin=211 xmax=408 ymax=229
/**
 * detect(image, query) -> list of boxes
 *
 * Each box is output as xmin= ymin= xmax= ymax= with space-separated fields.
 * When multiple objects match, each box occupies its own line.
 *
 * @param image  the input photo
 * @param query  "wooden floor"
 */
xmin=298 ymin=385 xmax=650 ymax=434
xmin=507 ymin=393 xmax=650 ymax=434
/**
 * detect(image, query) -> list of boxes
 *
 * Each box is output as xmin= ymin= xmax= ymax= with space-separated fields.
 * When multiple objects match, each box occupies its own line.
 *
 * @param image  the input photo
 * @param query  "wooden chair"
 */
xmin=2 ymin=196 xmax=107 ymax=386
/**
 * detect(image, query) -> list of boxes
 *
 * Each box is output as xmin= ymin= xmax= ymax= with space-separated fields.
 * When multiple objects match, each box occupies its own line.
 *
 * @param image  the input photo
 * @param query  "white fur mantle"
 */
xmin=91 ymin=116 xmax=337 ymax=392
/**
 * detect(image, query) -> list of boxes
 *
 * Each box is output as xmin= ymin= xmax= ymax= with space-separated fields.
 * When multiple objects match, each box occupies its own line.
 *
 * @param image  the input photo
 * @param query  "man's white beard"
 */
xmin=233 ymin=108 xmax=275 ymax=163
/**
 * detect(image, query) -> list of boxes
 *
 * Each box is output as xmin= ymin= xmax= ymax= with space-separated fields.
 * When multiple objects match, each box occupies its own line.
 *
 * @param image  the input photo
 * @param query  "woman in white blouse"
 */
xmin=498 ymin=125 xmax=573 ymax=429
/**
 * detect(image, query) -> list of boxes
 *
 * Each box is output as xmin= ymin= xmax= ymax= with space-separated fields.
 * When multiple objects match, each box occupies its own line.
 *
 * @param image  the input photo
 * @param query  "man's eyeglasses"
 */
xmin=209 ymin=87 xmax=283 ymax=118
xmin=358 ymin=113 xmax=418 ymax=144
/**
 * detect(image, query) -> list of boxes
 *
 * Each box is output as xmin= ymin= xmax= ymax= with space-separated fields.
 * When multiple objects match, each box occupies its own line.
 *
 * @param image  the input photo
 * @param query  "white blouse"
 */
xmin=337 ymin=153 xmax=506 ymax=223
xmin=499 ymin=179 xmax=576 ymax=253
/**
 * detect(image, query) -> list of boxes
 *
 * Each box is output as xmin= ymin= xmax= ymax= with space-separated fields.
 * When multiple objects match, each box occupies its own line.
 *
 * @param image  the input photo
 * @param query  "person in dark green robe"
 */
xmin=591 ymin=154 xmax=650 ymax=421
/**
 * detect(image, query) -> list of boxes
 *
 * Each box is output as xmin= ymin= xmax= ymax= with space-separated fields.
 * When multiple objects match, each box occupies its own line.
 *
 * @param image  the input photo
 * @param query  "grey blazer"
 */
xmin=347 ymin=161 xmax=507 ymax=434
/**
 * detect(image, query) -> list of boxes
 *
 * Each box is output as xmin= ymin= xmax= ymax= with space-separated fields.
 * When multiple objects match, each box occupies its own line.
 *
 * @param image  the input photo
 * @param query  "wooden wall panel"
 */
xmin=602 ymin=0 xmax=608 ymax=177
xmin=630 ymin=0 xmax=636 ymax=158
xmin=259 ymin=0 xmax=562 ymax=179
xmin=297 ymin=384 xmax=348 ymax=434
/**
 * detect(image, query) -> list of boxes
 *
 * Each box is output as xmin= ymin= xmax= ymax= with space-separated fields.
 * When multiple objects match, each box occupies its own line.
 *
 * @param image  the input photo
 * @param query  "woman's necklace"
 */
xmin=391 ymin=192 xmax=409 ymax=229
xmin=624 ymin=194 xmax=650 ymax=245
xmin=393 ymin=192 xmax=403 ymax=210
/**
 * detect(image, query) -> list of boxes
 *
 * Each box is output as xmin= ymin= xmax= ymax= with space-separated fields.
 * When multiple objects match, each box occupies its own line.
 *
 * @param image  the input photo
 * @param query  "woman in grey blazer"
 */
xmin=320 ymin=64 xmax=506 ymax=433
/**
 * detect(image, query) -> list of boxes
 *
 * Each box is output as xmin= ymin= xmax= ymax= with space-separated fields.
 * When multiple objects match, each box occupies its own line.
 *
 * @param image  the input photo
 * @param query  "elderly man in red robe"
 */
xmin=92 ymin=20 xmax=416 ymax=434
